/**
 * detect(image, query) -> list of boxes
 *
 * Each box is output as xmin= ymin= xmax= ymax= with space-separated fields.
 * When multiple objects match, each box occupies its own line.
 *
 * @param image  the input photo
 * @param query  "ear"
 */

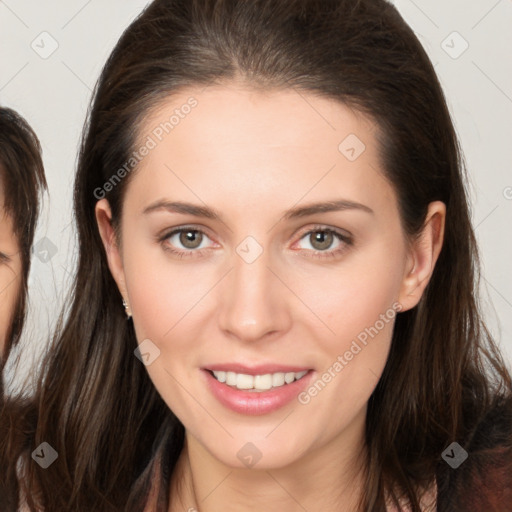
xmin=95 ymin=198 xmax=128 ymax=302
xmin=398 ymin=201 xmax=446 ymax=312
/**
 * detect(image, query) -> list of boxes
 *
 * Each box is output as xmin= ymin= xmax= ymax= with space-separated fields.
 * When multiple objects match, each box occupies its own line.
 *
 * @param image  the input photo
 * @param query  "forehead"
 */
xmin=140 ymin=84 xmax=376 ymax=151
xmin=124 ymin=84 xmax=396 ymax=219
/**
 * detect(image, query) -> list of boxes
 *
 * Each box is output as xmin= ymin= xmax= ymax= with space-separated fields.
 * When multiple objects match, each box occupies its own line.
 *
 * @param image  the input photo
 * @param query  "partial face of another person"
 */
xmin=97 ymin=84 xmax=444 ymax=470
xmin=0 ymin=186 xmax=22 ymax=355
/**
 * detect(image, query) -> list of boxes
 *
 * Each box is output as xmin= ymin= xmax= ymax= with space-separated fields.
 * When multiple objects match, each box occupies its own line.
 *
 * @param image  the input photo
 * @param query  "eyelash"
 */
xmin=157 ymin=224 xmax=353 ymax=260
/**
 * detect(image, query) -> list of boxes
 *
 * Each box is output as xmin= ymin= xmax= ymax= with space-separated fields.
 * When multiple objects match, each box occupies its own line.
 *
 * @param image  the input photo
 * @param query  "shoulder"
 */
xmin=437 ymin=393 xmax=512 ymax=511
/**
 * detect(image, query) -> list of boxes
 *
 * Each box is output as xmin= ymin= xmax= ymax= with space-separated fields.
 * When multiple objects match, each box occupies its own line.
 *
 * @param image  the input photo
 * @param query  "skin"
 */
xmin=96 ymin=84 xmax=445 ymax=511
xmin=0 ymin=185 xmax=22 ymax=356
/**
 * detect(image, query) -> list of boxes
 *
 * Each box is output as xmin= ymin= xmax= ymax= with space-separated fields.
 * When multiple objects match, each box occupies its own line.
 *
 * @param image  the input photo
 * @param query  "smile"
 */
xmin=209 ymin=370 xmax=309 ymax=392
xmin=202 ymin=368 xmax=315 ymax=415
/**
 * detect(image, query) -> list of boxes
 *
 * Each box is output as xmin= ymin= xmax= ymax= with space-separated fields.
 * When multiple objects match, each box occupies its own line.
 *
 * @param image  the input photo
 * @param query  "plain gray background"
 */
xmin=1 ymin=0 xmax=511 ymax=388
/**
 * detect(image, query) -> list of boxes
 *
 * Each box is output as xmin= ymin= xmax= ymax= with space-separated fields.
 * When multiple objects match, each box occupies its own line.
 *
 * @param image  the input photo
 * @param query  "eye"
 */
xmin=0 ymin=252 xmax=11 ymax=264
xmin=294 ymin=225 xmax=353 ymax=260
xmin=158 ymin=227 xmax=215 ymax=258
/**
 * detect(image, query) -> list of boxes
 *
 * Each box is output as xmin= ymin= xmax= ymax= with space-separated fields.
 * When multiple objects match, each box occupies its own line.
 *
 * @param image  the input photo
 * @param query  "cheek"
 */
xmin=125 ymin=252 xmax=210 ymax=342
xmin=308 ymin=279 xmax=397 ymax=401
xmin=122 ymin=240 xmax=211 ymax=382
xmin=292 ymin=242 xmax=404 ymax=411
xmin=123 ymin=248 xmax=202 ymax=418
xmin=296 ymin=239 xmax=405 ymax=346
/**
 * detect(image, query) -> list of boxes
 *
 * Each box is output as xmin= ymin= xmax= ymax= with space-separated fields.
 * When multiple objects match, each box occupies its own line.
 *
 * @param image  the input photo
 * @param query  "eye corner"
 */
xmin=0 ymin=251 xmax=11 ymax=263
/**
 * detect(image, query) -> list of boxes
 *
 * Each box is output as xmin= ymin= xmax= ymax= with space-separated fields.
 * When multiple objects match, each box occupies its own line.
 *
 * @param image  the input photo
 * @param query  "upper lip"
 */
xmin=203 ymin=363 xmax=312 ymax=375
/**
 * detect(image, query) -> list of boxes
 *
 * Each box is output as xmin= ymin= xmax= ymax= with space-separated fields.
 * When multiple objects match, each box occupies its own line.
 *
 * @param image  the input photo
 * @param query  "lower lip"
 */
xmin=202 ymin=369 xmax=315 ymax=415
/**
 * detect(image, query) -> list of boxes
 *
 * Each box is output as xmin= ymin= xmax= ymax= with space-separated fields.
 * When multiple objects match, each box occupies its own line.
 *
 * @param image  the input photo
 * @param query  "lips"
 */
xmin=201 ymin=365 xmax=315 ymax=415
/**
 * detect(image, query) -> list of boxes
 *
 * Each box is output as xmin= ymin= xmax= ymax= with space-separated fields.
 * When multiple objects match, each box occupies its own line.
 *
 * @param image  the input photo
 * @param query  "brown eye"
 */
xmin=295 ymin=226 xmax=353 ymax=260
xmin=178 ymin=229 xmax=203 ymax=249
xmin=158 ymin=226 xmax=214 ymax=259
xmin=309 ymin=230 xmax=335 ymax=251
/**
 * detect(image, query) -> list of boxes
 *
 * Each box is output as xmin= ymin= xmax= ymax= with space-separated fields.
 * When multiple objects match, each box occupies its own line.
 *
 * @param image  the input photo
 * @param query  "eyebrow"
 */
xmin=142 ymin=198 xmax=374 ymax=222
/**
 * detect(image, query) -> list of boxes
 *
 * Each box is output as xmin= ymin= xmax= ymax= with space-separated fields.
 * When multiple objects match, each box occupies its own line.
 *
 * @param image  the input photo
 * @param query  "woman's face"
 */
xmin=0 ymin=188 xmax=22 ymax=355
xmin=97 ymin=84 xmax=444 ymax=470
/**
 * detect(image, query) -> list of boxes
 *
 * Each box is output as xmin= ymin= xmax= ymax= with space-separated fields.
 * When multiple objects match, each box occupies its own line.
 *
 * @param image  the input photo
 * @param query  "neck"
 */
xmin=168 ymin=408 xmax=368 ymax=512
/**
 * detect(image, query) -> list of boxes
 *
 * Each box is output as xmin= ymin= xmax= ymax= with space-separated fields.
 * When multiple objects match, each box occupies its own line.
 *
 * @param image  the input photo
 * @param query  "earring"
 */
xmin=122 ymin=298 xmax=132 ymax=319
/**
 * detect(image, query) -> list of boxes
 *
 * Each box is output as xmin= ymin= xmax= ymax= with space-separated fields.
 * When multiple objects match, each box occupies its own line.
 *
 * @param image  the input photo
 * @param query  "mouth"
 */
xmin=202 ymin=367 xmax=315 ymax=415
xmin=206 ymin=369 xmax=310 ymax=392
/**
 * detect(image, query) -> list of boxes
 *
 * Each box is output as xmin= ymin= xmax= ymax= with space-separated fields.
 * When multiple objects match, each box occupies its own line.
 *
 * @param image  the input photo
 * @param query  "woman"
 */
xmin=10 ymin=0 xmax=512 ymax=510
xmin=0 ymin=106 xmax=47 ymax=509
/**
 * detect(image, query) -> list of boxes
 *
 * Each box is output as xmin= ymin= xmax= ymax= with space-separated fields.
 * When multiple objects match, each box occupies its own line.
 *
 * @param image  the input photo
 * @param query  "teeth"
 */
xmin=212 ymin=370 xmax=308 ymax=391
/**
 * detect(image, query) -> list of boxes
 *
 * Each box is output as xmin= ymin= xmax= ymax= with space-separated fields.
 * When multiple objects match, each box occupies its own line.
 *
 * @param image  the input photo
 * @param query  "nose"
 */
xmin=217 ymin=244 xmax=291 ymax=344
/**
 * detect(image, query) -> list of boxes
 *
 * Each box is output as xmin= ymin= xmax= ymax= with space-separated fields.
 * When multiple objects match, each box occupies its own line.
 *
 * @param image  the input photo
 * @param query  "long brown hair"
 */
xmin=0 ymin=106 xmax=47 ymax=510
xmin=8 ymin=0 xmax=512 ymax=510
